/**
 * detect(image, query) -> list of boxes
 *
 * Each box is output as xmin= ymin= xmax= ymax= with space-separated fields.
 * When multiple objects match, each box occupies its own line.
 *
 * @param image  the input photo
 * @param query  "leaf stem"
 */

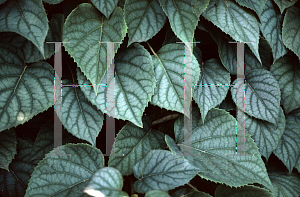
xmin=187 ymin=182 xmax=199 ymax=191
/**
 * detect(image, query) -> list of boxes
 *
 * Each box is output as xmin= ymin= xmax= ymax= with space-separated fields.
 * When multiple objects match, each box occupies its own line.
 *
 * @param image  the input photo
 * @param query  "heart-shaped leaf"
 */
xmin=77 ymin=43 xmax=156 ymax=128
xmin=25 ymin=144 xmax=105 ymax=196
xmin=0 ymin=0 xmax=49 ymax=56
xmin=125 ymin=0 xmax=166 ymax=46
xmin=231 ymin=69 xmax=281 ymax=124
xmin=108 ymin=116 xmax=165 ymax=176
xmin=202 ymin=0 xmax=261 ymax=63
xmin=0 ymin=45 xmax=54 ymax=132
xmin=63 ymin=4 xmax=127 ymax=93
xmin=91 ymin=0 xmax=118 ymax=18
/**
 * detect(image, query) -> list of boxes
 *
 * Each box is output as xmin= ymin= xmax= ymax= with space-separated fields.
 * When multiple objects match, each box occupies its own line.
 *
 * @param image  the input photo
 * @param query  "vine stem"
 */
xmin=152 ymin=114 xmax=179 ymax=126
xmin=187 ymin=182 xmax=199 ymax=191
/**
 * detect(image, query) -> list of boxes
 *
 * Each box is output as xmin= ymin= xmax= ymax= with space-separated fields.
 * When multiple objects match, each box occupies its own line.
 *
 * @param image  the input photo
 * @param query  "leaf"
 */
xmin=269 ymin=172 xmax=300 ymax=196
xmin=193 ymin=58 xmax=230 ymax=123
xmin=231 ymin=69 xmax=281 ymax=124
xmin=245 ymin=107 xmax=286 ymax=161
xmin=43 ymin=0 xmax=64 ymax=4
xmin=296 ymin=157 xmax=300 ymax=173
xmin=29 ymin=119 xmax=83 ymax=164
xmin=234 ymin=0 xmax=267 ymax=18
xmin=0 ymin=0 xmax=7 ymax=5
xmin=165 ymin=135 xmax=182 ymax=155
xmin=173 ymin=108 xmax=274 ymax=191
xmin=125 ymin=0 xmax=166 ymax=46
xmin=0 ymin=139 xmax=36 ymax=197
xmin=260 ymin=0 xmax=288 ymax=63
xmin=215 ymin=184 xmax=273 ymax=197
xmin=57 ymin=79 xmax=104 ymax=146
xmin=25 ymin=143 xmax=105 ymax=196
xmin=0 ymin=0 xmax=49 ymax=56
xmin=270 ymin=55 xmax=300 ymax=113
xmin=172 ymin=188 xmax=212 ymax=197
xmin=77 ymin=43 xmax=155 ymax=128
xmin=150 ymin=43 xmax=200 ymax=118
xmin=0 ymin=13 xmax=64 ymax=63
xmin=0 ymin=45 xmax=54 ymax=132
xmin=91 ymin=0 xmax=118 ymax=18
xmin=0 ymin=129 xmax=17 ymax=171
xmin=84 ymin=167 xmax=128 ymax=197
xmin=63 ymin=4 xmax=127 ymax=93
xmin=145 ymin=190 xmax=171 ymax=197
xmin=273 ymin=0 xmax=298 ymax=14
xmin=286 ymin=107 xmax=300 ymax=125
xmin=133 ymin=150 xmax=199 ymax=193
xmin=202 ymin=0 xmax=261 ymax=63
xmin=158 ymin=0 xmax=209 ymax=49
xmin=282 ymin=6 xmax=300 ymax=61
xmin=108 ymin=116 xmax=166 ymax=176
xmin=273 ymin=119 xmax=300 ymax=173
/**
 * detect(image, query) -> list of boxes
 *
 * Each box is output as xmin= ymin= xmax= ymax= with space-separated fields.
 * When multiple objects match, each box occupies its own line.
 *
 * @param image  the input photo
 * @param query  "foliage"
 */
xmin=0 ymin=0 xmax=300 ymax=196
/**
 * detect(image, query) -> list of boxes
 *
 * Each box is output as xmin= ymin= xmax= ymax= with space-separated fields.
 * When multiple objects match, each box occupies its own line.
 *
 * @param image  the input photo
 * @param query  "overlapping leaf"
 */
xmin=146 ymin=190 xmax=170 ymax=197
xmin=172 ymin=188 xmax=212 ymax=197
xmin=125 ymin=0 xmax=166 ymax=45
xmin=0 ymin=13 xmax=64 ymax=63
xmin=269 ymin=172 xmax=300 ymax=196
xmin=231 ymin=69 xmax=281 ymax=124
xmin=273 ymin=119 xmax=300 ymax=173
xmin=63 ymin=4 xmax=127 ymax=93
xmin=235 ymin=0 xmax=267 ymax=18
xmin=57 ymin=79 xmax=104 ymax=146
xmin=282 ymin=6 xmax=300 ymax=60
xmin=215 ymin=185 xmax=272 ymax=197
xmin=202 ymin=0 xmax=261 ymax=63
xmin=273 ymin=0 xmax=298 ymax=13
xmin=150 ymin=43 xmax=200 ymax=117
xmin=43 ymin=0 xmax=64 ymax=4
xmin=91 ymin=0 xmax=118 ymax=18
xmin=193 ymin=58 xmax=230 ymax=123
xmin=108 ymin=116 xmax=165 ymax=176
xmin=0 ymin=0 xmax=49 ymax=56
xmin=84 ymin=167 xmax=128 ymax=197
xmin=260 ymin=0 xmax=288 ymax=62
xmin=245 ymin=107 xmax=286 ymax=161
xmin=0 ymin=129 xmax=17 ymax=171
xmin=29 ymin=119 xmax=83 ymax=164
xmin=0 ymin=139 xmax=36 ymax=197
xmin=25 ymin=144 xmax=105 ymax=196
xmin=174 ymin=108 xmax=274 ymax=190
xmin=0 ymin=45 xmax=54 ymax=132
xmin=77 ymin=43 xmax=155 ymax=128
xmin=133 ymin=150 xmax=199 ymax=193
xmin=270 ymin=55 xmax=300 ymax=113
xmin=159 ymin=0 xmax=209 ymax=50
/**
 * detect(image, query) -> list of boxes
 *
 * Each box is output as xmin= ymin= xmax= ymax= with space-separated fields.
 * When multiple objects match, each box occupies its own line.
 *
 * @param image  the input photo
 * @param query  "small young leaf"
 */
xmin=84 ymin=167 xmax=128 ymax=197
